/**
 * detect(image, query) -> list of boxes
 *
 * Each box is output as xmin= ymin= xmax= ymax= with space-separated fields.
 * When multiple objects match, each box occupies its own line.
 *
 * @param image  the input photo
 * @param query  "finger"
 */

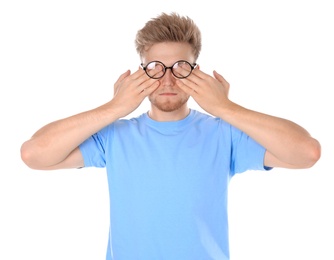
xmin=180 ymin=68 xmax=210 ymax=89
xmin=175 ymin=79 xmax=198 ymax=96
xmin=189 ymin=67 xmax=210 ymax=80
xmin=213 ymin=70 xmax=230 ymax=96
xmin=130 ymin=67 xmax=148 ymax=80
xmin=139 ymin=81 xmax=160 ymax=96
xmin=213 ymin=70 xmax=229 ymax=87
xmin=119 ymin=68 xmax=154 ymax=93
xmin=114 ymin=70 xmax=131 ymax=94
xmin=137 ymin=77 xmax=160 ymax=93
xmin=116 ymin=70 xmax=131 ymax=83
xmin=129 ymin=68 xmax=156 ymax=87
xmin=176 ymin=74 xmax=204 ymax=94
xmin=173 ymin=64 xmax=193 ymax=78
xmin=142 ymin=64 xmax=165 ymax=79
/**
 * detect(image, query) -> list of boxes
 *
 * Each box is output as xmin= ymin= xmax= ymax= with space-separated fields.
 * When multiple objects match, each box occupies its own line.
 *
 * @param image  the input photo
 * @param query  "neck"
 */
xmin=148 ymin=105 xmax=190 ymax=122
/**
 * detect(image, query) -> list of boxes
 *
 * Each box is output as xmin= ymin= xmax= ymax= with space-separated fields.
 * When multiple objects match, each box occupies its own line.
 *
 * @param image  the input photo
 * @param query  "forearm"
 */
xmin=177 ymin=69 xmax=321 ymax=168
xmin=217 ymin=101 xmax=321 ymax=168
xmin=20 ymin=101 xmax=122 ymax=169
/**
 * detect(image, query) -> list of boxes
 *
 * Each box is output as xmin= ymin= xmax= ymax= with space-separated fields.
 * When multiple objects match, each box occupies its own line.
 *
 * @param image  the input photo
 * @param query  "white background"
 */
xmin=1 ymin=0 xmax=333 ymax=259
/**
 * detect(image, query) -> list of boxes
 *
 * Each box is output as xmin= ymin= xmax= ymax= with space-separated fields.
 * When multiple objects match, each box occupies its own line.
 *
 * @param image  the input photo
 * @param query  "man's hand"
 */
xmin=111 ymin=68 xmax=160 ymax=118
xmin=176 ymin=69 xmax=231 ymax=117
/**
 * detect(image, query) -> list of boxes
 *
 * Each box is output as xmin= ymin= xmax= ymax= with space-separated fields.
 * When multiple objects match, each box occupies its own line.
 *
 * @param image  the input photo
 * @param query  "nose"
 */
xmin=161 ymin=68 xmax=175 ymax=84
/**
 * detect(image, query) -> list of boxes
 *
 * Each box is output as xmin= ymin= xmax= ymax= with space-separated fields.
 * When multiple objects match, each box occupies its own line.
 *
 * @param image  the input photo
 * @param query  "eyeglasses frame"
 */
xmin=141 ymin=60 xmax=197 ymax=79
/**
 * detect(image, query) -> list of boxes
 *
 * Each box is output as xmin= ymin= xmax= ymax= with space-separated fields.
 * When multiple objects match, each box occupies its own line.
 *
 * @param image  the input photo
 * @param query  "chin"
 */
xmin=151 ymin=99 xmax=189 ymax=113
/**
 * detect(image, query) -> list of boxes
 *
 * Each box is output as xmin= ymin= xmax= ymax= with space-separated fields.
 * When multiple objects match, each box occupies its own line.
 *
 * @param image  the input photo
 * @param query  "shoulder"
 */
xmin=191 ymin=109 xmax=229 ymax=127
xmin=107 ymin=113 xmax=149 ymax=135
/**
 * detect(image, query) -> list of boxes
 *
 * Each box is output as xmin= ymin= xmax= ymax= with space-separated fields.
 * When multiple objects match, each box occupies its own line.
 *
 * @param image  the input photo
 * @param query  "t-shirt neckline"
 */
xmin=141 ymin=109 xmax=196 ymax=131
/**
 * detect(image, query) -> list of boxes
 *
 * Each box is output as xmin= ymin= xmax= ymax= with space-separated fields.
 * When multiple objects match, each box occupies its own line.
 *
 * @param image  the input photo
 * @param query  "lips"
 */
xmin=159 ymin=93 xmax=177 ymax=96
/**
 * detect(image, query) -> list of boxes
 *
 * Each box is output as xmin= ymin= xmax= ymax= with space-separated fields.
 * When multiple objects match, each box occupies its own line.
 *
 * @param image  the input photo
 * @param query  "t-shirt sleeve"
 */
xmin=79 ymin=126 xmax=111 ymax=168
xmin=230 ymin=125 xmax=272 ymax=174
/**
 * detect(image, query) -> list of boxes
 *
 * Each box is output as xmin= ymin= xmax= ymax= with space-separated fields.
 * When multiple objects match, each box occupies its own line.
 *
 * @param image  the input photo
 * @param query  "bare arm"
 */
xmin=176 ymin=69 xmax=321 ymax=169
xmin=219 ymin=103 xmax=321 ymax=169
xmin=20 ymin=69 xmax=160 ymax=170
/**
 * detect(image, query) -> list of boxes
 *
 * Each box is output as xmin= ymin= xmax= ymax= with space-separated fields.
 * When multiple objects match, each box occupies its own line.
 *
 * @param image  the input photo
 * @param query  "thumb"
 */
xmin=114 ymin=70 xmax=131 ymax=95
xmin=213 ymin=70 xmax=230 ymax=87
xmin=213 ymin=70 xmax=230 ymax=96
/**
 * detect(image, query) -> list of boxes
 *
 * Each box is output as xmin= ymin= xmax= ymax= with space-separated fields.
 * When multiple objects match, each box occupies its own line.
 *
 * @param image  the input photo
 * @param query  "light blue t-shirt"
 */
xmin=79 ymin=109 xmax=269 ymax=260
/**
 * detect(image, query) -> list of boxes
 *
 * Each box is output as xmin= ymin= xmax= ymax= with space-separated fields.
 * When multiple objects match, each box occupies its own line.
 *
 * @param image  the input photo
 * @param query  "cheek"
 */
xmin=148 ymin=84 xmax=160 ymax=98
xmin=177 ymin=87 xmax=189 ymax=96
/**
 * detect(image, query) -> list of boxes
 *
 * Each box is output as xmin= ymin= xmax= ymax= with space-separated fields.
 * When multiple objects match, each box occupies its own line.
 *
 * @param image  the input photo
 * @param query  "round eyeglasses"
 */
xmin=141 ymin=60 xmax=197 ymax=79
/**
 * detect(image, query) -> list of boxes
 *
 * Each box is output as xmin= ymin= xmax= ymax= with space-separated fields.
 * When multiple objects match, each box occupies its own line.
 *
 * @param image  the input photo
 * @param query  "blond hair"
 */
xmin=135 ymin=12 xmax=202 ymax=61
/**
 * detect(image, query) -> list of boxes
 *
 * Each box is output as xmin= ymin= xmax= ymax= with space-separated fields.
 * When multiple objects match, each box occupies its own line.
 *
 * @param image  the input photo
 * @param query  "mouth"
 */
xmin=159 ymin=93 xmax=177 ymax=96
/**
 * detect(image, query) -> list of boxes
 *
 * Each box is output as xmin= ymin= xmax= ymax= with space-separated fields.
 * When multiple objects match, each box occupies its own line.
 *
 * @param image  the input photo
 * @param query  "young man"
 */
xmin=21 ymin=12 xmax=321 ymax=260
